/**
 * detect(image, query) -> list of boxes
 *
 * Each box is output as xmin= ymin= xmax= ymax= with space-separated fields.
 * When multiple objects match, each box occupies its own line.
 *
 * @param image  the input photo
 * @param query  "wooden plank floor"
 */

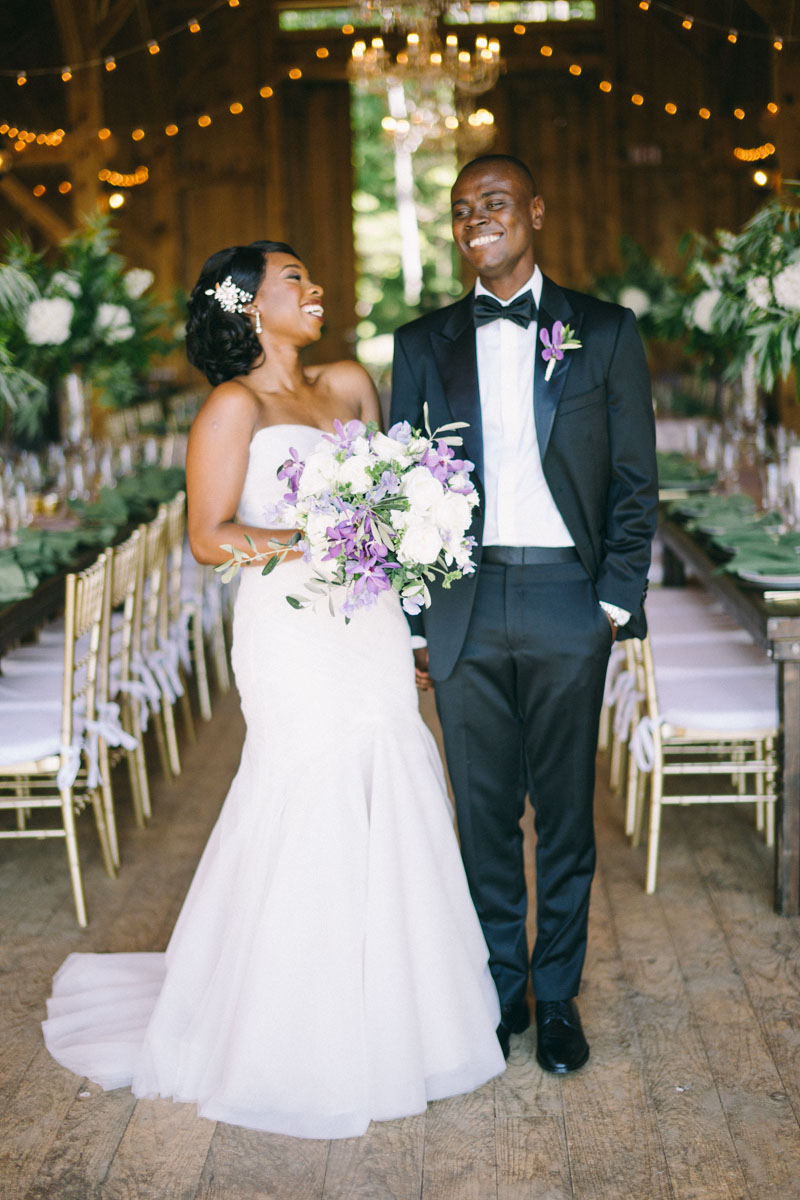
xmin=2 ymin=686 xmax=800 ymax=1200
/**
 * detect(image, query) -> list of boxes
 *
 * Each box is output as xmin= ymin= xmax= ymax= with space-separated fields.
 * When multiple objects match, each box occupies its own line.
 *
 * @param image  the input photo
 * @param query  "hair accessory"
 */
xmin=204 ymin=275 xmax=254 ymax=315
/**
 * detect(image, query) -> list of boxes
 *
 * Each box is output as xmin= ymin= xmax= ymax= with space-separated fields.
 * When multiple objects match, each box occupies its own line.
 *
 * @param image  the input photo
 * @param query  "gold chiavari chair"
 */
xmin=0 ymin=554 xmax=116 ymax=926
xmin=627 ymin=636 xmax=778 ymax=893
xmin=162 ymin=490 xmax=202 ymax=732
xmin=98 ymin=528 xmax=147 ymax=853
xmin=130 ymin=507 xmax=179 ymax=784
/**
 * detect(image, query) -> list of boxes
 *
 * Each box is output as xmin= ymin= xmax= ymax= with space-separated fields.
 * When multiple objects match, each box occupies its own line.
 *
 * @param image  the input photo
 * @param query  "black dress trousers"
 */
xmin=433 ymin=557 xmax=613 ymax=1008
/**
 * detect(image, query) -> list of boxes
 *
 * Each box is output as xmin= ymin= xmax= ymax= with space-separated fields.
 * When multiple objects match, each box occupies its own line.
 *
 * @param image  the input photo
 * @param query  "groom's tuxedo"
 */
xmin=391 ymin=273 xmax=657 ymax=680
xmin=390 ymin=272 xmax=658 ymax=1010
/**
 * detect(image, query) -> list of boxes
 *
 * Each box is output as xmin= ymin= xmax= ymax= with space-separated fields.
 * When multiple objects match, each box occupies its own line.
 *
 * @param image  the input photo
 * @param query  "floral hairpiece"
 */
xmin=204 ymin=275 xmax=253 ymax=315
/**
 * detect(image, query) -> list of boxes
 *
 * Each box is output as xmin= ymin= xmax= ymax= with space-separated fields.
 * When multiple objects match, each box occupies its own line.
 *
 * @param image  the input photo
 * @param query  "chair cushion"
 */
xmin=658 ymin=670 xmax=777 ymax=734
xmin=0 ymin=706 xmax=63 ymax=767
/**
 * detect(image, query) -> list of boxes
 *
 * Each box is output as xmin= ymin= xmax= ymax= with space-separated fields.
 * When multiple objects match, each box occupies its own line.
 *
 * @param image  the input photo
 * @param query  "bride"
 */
xmin=42 ymin=239 xmax=505 ymax=1139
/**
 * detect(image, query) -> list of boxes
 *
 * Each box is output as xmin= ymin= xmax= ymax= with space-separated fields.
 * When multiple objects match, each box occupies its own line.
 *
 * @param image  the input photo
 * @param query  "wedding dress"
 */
xmin=43 ymin=424 xmax=504 ymax=1139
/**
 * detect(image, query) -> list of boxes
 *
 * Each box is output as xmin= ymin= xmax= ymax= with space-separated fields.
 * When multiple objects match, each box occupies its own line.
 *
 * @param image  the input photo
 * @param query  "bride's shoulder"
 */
xmin=311 ymin=359 xmax=379 ymax=418
xmin=190 ymin=378 xmax=262 ymax=444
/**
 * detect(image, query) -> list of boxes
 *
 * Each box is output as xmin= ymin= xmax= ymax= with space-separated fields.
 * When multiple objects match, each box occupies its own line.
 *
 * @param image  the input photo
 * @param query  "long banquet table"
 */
xmin=659 ymin=515 xmax=800 ymax=916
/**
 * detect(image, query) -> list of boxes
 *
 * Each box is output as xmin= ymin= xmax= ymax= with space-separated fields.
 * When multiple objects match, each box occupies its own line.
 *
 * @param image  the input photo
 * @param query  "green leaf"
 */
xmin=261 ymin=554 xmax=279 ymax=576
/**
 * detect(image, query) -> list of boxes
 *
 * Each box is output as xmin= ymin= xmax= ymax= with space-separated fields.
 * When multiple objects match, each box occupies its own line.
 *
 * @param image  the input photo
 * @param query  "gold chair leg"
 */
xmin=91 ymin=791 xmax=117 ymax=879
xmin=98 ymin=742 xmax=120 ymax=869
xmin=162 ymin=696 xmax=182 ymax=777
xmin=152 ymin=707 xmax=173 ymax=781
xmin=61 ymin=788 xmax=88 ymax=927
xmin=178 ymin=665 xmax=196 ymax=743
xmin=192 ymin=610 xmax=213 ymax=722
xmin=645 ymin=772 xmax=663 ymax=894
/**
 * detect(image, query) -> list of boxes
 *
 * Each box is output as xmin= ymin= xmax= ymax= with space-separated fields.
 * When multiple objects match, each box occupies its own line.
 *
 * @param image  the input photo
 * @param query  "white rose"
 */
xmin=24 ymin=297 xmax=74 ymax=345
xmin=297 ymin=451 xmax=339 ymax=497
xmin=371 ymin=430 xmax=412 ymax=466
xmin=338 ymin=453 xmax=374 ymax=494
xmin=746 ymin=275 xmax=772 ymax=310
xmin=95 ymin=302 xmax=134 ymax=343
xmin=397 ymin=522 xmax=444 ymax=565
xmin=619 ymin=286 xmax=650 ymax=318
xmin=350 ymin=435 xmax=371 ymax=457
xmin=402 ymin=465 xmax=444 ymax=513
xmin=773 ymin=260 xmax=800 ymax=313
xmin=124 ymin=268 xmax=154 ymax=299
xmin=691 ymin=288 xmax=722 ymax=333
xmin=434 ymin=490 xmax=473 ymax=538
xmin=49 ymin=270 xmax=81 ymax=298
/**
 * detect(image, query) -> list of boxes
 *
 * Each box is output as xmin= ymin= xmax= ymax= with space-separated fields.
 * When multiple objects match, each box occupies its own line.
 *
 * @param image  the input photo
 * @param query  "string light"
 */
xmin=569 ymin=64 xmax=582 ymax=75
xmin=259 ymin=85 xmax=273 ymax=98
xmin=767 ymin=102 xmax=779 ymax=114
xmin=664 ymin=101 xmax=677 ymax=114
xmin=316 ymin=47 xmax=329 ymax=59
xmin=16 ymin=72 xmax=26 ymax=86
xmin=197 ymin=114 xmax=212 ymax=127
xmin=540 ymin=45 xmax=553 ymax=57
xmin=599 ymin=80 xmax=612 ymax=92
xmin=631 ymin=93 xmax=644 ymax=106
xmin=639 ymin=1 xmax=650 ymax=9
xmin=61 ymin=67 xmax=72 ymax=81
xmin=699 ymin=108 xmax=710 ymax=119
xmin=773 ymin=36 xmax=783 ymax=51
xmin=514 ymin=24 xmax=525 ymax=35
xmin=108 ymin=192 xmax=125 ymax=209
xmin=188 ymin=19 xmax=201 ymax=33
xmin=32 ymin=184 xmax=45 ymax=196
xmin=147 ymin=40 xmax=160 ymax=56
xmin=58 ymin=181 xmax=71 ymax=194
xmin=105 ymin=56 xmax=116 ymax=72
xmin=342 ymin=24 xmax=354 ymax=35
xmin=288 ymin=68 xmax=302 ymax=79
xmin=229 ymin=101 xmax=243 ymax=114
xmin=733 ymin=107 xmax=745 ymax=120
xmin=681 ymin=17 xmax=693 ymax=31
xmin=98 ymin=127 xmax=111 ymax=140
xmin=734 ymin=142 xmax=776 ymax=162
xmin=165 ymin=123 xmax=179 ymax=136
xmin=98 ymin=165 xmax=149 ymax=187
xmin=131 ymin=128 xmax=145 ymax=140
xmin=727 ymin=30 xmax=737 ymax=44
xmin=753 ymin=170 xmax=768 ymax=186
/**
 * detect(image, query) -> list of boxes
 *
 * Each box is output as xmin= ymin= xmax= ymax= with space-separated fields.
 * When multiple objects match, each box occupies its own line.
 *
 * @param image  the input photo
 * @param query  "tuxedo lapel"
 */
xmin=431 ymin=293 xmax=484 ymax=482
xmin=534 ymin=275 xmax=582 ymax=459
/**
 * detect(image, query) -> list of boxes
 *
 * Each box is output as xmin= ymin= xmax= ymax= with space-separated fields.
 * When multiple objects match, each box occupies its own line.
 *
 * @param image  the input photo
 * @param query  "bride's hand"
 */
xmin=413 ymin=647 xmax=433 ymax=691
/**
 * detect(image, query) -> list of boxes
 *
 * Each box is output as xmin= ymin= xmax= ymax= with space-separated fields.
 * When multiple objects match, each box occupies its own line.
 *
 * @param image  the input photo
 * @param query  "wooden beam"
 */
xmin=96 ymin=0 xmax=142 ymax=51
xmin=0 ymin=174 xmax=71 ymax=243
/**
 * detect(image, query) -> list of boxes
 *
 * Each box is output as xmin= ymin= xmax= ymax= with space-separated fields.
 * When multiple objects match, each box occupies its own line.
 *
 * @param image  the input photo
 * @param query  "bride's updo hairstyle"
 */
xmin=186 ymin=240 xmax=298 ymax=385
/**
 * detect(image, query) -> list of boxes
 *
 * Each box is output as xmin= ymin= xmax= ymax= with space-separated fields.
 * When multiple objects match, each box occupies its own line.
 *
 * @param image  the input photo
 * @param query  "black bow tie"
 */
xmin=473 ymin=290 xmax=537 ymax=329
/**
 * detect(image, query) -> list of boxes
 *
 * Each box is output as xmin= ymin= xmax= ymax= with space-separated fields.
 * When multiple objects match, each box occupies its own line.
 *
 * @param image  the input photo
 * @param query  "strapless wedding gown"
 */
xmin=43 ymin=424 xmax=504 ymax=1139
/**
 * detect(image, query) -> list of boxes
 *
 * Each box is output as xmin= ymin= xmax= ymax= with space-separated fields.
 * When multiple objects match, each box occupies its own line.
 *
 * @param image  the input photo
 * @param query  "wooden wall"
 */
xmin=0 ymin=0 xmax=793 ymax=380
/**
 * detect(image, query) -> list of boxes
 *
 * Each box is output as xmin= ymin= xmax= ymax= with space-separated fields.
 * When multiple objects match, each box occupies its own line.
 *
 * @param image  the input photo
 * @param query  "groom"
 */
xmin=390 ymin=155 xmax=657 ymax=1071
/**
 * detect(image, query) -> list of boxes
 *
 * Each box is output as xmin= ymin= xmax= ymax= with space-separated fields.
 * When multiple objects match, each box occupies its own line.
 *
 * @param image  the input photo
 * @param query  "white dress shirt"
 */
xmin=475 ymin=267 xmax=573 ymax=548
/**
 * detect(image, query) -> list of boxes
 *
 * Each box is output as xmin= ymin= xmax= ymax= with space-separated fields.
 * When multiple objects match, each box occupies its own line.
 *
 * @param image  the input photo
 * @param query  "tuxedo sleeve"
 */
xmin=594 ymin=309 xmax=658 ymax=616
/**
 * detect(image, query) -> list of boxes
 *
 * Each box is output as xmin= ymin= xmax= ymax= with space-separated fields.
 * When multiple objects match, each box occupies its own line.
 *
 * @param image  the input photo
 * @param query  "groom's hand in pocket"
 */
xmin=414 ymin=648 xmax=433 ymax=691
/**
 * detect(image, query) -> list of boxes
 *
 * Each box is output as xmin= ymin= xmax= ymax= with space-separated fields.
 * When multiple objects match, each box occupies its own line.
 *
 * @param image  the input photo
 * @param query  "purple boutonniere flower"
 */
xmin=540 ymin=320 xmax=582 ymax=382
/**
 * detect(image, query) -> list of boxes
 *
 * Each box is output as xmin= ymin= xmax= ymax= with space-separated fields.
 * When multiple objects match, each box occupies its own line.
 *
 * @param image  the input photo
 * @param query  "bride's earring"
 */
xmin=254 ymin=310 xmax=262 ymax=334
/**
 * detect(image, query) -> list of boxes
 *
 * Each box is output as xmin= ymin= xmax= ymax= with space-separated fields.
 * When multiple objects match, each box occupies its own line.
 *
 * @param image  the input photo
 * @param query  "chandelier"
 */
xmin=348 ymin=3 xmax=501 ymax=151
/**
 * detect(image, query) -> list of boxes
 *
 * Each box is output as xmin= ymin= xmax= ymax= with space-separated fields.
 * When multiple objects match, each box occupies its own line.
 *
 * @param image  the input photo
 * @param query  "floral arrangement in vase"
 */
xmin=680 ymin=183 xmax=800 ymax=392
xmin=0 ymin=214 xmax=177 ymax=443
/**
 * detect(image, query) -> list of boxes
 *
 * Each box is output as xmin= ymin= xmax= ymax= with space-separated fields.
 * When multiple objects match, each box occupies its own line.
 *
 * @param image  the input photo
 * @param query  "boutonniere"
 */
xmin=540 ymin=321 xmax=582 ymax=382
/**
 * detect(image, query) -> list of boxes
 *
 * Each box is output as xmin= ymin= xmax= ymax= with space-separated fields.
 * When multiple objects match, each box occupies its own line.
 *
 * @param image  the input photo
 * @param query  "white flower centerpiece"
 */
xmin=217 ymin=409 xmax=480 ymax=620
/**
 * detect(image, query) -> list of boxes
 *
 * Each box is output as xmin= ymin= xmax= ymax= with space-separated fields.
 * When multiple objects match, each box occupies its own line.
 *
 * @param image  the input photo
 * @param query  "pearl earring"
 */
xmin=254 ymin=310 xmax=262 ymax=334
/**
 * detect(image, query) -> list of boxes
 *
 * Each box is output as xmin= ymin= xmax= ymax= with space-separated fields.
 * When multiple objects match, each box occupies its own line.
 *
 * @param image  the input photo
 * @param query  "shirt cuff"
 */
xmin=599 ymin=601 xmax=632 ymax=627
xmin=410 ymin=635 xmax=428 ymax=650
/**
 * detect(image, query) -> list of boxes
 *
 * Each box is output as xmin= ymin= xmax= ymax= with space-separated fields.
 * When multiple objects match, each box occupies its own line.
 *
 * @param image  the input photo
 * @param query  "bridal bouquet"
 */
xmin=218 ymin=410 xmax=479 ymax=619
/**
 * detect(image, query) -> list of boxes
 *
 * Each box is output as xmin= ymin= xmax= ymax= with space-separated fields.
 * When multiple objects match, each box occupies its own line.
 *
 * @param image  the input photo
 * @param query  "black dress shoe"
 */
xmin=535 ymin=999 xmax=589 ymax=1074
xmin=496 ymin=1000 xmax=531 ymax=1059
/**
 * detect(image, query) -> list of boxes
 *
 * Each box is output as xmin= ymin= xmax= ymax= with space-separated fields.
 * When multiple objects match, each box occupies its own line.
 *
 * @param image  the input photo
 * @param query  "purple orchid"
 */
xmin=277 ymin=447 xmax=304 ymax=502
xmin=539 ymin=321 xmax=582 ymax=381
